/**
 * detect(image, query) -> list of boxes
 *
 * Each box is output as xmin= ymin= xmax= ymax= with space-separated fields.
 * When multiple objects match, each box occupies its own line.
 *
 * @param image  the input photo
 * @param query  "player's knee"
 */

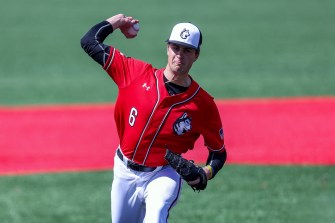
xmin=144 ymin=202 xmax=170 ymax=223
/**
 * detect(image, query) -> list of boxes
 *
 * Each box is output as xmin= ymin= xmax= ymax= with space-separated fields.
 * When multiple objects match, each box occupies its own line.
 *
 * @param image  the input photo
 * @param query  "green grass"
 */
xmin=1 ymin=0 xmax=335 ymax=105
xmin=0 ymin=165 xmax=334 ymax=223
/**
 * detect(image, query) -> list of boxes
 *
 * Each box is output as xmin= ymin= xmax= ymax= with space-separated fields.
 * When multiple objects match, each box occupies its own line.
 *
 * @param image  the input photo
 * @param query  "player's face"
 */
xmin=167 ymin=43 xmax=199 ymax=76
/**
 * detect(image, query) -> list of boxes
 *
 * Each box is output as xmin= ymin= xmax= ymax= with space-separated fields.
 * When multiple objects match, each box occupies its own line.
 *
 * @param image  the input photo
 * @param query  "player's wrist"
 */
xmin=203 ymin=165 xmax=213 ymax=180
xmin=106 ymin=14 xmax=124 ymax=29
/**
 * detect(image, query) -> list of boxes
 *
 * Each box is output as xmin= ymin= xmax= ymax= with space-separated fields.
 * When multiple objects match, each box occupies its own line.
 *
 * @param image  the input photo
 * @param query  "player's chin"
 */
xmin=173 ymin=69 xmax=185 ymax=76
xmin=172 ymin=64 xmax=185 ymax=73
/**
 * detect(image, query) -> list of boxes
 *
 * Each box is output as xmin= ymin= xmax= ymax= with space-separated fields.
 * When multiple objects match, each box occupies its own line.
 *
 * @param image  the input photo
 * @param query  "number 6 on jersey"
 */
xmin=129 ymin=107 xmax=138 ymax=126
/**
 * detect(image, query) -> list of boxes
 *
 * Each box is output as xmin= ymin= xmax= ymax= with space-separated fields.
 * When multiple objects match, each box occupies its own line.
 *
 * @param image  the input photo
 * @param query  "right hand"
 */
xmin=106 ymin=14 xmax=139 ymax=39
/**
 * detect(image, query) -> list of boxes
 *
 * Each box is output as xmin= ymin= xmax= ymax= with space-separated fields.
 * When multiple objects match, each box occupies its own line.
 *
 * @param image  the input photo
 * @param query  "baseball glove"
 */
xmin=164 ymin=149 xmax=207 ymax=191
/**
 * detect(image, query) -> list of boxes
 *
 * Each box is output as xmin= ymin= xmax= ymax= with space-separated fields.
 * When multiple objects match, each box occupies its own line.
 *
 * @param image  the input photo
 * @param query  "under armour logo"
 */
xmin=142 ymin=83 xmax=150 ymax=91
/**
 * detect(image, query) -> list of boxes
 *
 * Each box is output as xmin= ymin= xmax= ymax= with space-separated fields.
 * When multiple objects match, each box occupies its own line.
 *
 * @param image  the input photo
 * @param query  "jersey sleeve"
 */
xmin=201 ymin=99 xmax=225 ymax=152
xmin=103 ymin=47 xmax=152 ymax=88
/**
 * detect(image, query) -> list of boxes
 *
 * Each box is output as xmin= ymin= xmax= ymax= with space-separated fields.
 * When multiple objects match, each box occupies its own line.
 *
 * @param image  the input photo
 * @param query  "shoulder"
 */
xmin=191 ymin=80 xmax=215 ymax=101
xmin=190 ymin=81 xmax=220 ymax=112
xmin=198 ymin=87 xmax=214 ymax=101
xmin=105 ymin=47 xmax=155 ymax=71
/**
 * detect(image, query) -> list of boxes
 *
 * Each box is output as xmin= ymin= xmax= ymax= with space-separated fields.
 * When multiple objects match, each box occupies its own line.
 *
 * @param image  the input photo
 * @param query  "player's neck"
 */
xmin=163 ymin=70 xmax=191 ymax=87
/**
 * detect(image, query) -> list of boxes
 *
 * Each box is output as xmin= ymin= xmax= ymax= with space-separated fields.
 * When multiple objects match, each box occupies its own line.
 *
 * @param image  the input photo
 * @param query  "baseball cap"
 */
xmin=167 ymin=22 xmax=202 ymax=50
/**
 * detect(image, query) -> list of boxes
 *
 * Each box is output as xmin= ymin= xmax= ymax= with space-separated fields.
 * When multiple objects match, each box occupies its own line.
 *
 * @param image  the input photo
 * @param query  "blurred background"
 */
xmin=1 ymin=0 xmax=335 ymax=105
xmin=0 ymin=0 xmax=334 ymax=223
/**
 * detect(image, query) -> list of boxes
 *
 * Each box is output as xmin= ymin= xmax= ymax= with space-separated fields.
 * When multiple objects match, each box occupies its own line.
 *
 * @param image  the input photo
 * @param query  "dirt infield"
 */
xmin=1 ymin=97 xmax=334 ymax=175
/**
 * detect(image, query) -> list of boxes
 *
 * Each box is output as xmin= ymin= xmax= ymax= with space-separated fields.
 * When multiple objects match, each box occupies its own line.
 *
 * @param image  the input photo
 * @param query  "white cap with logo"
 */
xmin=167 ymin=23 xmax=202 ymax=50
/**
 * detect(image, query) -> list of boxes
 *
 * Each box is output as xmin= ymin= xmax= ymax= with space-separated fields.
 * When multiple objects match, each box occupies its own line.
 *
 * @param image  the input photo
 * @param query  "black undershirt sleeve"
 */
xmin=206 ymin=149 xmax=227 ymax=179
xmin=80 ymin=21 xmax=114 ymax=66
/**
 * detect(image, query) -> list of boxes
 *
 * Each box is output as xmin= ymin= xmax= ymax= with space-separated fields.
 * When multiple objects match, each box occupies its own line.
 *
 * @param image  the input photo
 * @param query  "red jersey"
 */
xmin=103 ymin=47 xmax=225 ymax=167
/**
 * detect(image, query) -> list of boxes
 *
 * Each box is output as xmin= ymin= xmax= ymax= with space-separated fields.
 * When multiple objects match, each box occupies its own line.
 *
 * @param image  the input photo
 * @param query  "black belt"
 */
xmin=117 ymin=149 xmax=157 ymax=172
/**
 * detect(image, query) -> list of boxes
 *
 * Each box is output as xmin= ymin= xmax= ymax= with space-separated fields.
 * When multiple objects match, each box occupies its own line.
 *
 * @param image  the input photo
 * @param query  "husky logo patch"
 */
xmin=180 ymin=28 xmax=190 ymax=39
xmin=173 ymin=112 xmax=192 ymax=135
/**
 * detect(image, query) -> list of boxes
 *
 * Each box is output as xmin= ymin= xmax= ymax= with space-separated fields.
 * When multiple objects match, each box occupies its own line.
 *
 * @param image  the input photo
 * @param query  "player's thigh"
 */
xmin=144 ymin=167 xmax=183 ymax=222
xmin=111 ymin=155 xmax=144 ymax=223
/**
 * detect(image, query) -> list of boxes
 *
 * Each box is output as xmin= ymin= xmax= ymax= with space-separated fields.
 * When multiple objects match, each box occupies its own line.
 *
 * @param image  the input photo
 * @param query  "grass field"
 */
xmin=1 ymin=166 xmax=334 ymax=223
xmin=1 ymin=0 xmax=335 ymax=222
xmin=1 ymin=0 xmax=335 ymax=105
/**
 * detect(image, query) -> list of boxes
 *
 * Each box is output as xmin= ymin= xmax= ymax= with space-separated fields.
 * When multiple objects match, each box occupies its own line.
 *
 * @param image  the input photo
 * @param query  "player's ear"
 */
xmin=194 ymin=51 xmax=200 ymax=61
xmin=166 ymin=44 xmax=170 ymax=56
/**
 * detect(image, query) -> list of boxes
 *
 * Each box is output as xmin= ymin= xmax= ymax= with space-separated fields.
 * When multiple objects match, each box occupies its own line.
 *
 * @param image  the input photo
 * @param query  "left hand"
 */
xmin=187 ymin=166 xmax=212 ymax=185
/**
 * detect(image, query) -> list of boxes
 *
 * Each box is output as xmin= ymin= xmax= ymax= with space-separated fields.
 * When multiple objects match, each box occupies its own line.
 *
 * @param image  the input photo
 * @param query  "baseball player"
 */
xmin=80 ymin=14 xmax=227 ymax=223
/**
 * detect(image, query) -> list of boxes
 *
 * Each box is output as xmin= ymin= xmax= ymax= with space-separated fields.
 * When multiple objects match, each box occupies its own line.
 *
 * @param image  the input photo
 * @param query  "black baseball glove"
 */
xmin=164 ymin=149 xmax=207 ymax=191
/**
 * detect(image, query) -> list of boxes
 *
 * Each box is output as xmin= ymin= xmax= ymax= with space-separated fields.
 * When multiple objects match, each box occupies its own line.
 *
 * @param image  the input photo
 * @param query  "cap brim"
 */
xmin=166 ymin=40 xmax=198 ymax=50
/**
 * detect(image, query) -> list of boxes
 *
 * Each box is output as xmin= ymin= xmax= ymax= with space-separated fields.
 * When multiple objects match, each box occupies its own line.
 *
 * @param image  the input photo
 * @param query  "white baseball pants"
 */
xmin=111 ymin=152 xmax=183 ymax=223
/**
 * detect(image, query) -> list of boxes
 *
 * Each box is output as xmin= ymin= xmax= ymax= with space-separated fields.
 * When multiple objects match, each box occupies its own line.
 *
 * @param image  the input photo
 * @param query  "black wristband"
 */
xmin=206 ymin=149 xmax=227 ymax=179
